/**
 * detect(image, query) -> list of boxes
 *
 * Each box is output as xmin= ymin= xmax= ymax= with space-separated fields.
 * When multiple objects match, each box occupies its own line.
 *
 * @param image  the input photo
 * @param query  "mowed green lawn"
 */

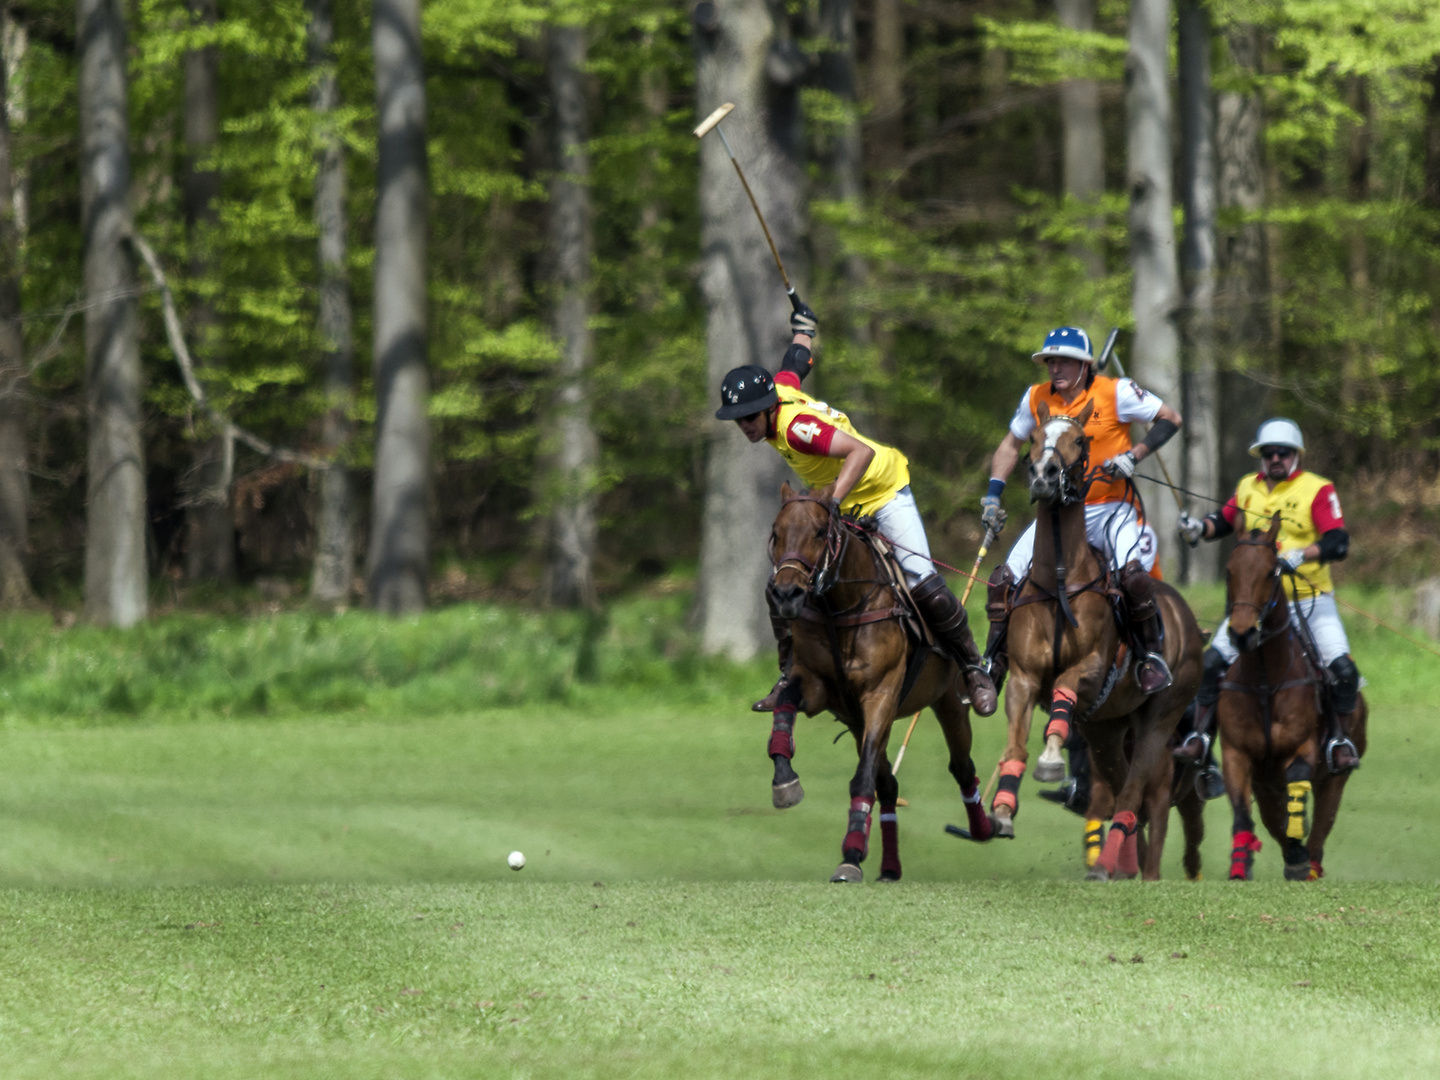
xmin=0 ymin=597 xmax=1436 ymax=1077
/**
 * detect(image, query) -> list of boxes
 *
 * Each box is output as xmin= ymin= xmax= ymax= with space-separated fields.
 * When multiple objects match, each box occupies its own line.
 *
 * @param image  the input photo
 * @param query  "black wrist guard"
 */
xmin=1140 ymin=417 xmax=1179 ymax=455
xmin=1203 ymin=511 xmax=1233 ymax=539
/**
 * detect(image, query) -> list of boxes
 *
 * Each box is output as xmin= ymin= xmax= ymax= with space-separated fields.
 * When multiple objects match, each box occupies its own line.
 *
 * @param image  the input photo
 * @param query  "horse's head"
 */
xmin=1028 ymin=399 xmax=1093 ymax=505
xmin=1226 ymin=511 xmax=1284 ymax=653
xmin=768 ymin=482 xmax=838 ymax=620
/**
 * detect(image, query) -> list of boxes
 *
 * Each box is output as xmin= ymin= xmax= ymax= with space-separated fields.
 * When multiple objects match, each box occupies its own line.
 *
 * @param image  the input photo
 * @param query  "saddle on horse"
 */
xmin=755 ymin=517 xmax=997 ymax=715
xmin=981 ymin=555 xmax=1172 ymax=697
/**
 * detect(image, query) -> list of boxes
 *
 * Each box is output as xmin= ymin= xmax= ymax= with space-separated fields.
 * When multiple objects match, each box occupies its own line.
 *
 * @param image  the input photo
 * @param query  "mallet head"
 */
xmin=693 ymin=102 xmax=735 ymax=140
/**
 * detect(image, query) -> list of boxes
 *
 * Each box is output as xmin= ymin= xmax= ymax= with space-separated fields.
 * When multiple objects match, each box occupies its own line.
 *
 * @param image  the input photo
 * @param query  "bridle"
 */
xmin=1029 ymin=414 xmax=1095 ymax=508
xmin=768 ymin=494 xmax=846 ymax=599
xmin=1226 ymin=534 xmax=1290 ymax=650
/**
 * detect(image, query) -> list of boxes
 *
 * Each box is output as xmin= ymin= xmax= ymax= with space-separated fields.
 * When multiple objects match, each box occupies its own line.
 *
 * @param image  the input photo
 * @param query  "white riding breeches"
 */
xmin=1209 ymin=591 xmax=1351 ymax=667
xmin=1004 ymin=500 xmax=1158 ymax=578
xmin=873 ymin=487 xmax=936 ymax=587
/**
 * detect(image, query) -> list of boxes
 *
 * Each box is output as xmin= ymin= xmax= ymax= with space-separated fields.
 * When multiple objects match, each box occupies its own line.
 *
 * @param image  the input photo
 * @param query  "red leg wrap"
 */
xmin=1097 ymin=811 xmax=1137 ymax=876
xmin=1229 ymin=829 xmax=1262 ymax=881
xmin=959 ymin=777 xmax=993 ymax=840
xmin=843 ymin=796 xmax=873 ymax=860
xmin=1118 ymin=823 xmax=1140 ymax=878
xmin=1309 ymin=859 xmax=1324 ymax=880
xmin=768 ymin=707 xmax=796 ymax=759
xmin=879 ymin=804 xmax=901 ymax=878
xmin=1045 ymin=687 xmax=1078 ymax=744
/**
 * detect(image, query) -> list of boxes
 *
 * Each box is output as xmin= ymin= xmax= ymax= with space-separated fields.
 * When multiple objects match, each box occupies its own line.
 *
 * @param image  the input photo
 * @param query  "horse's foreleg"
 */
xmin=1139 ymin=753 xmax=1174 ymax=882
xmin=934 ymin=686 xmax=993 ymax=842
xmin=833 ymin=681 xmax=901 ymax=883
xmin=1176 ymin=784 xmax=1206 ymax=881
xmin=1223 ymin=739 xmax=1261 ymax=881
xmin=1034 ymin=685 xmax=1078 ymax=782
xmin=1278 ymin=754 xmax=1316 ymax=881
xmin=875 ymin=763 xmax=902 ymax=881
xmin=993 ymin=673 xmax=1041 ymax=837
xmin=769 ymin=677 xmax=806 ymax=809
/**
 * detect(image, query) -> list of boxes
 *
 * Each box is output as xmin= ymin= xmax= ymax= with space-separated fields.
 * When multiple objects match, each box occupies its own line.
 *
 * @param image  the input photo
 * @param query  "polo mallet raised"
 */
xmin=694 ymin=102 xmax=806 ymax=314
xmin=1094 ymin=327 xmax=1185 ymax=513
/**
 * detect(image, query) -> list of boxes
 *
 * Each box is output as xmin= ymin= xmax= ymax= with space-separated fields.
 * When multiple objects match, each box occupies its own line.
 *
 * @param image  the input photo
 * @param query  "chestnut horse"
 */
xmin=766 ymin=482 xmax=995 ymax=883
xmin=996 ymin=401 xmax=1203 ymax=879
xmin=1218 ymin=514 xmax=1368 ymax=880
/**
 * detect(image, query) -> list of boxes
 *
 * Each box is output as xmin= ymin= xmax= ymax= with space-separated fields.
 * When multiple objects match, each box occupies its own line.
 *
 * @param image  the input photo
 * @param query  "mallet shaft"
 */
xmin=891 ymin=711 xmax=923 ymax=776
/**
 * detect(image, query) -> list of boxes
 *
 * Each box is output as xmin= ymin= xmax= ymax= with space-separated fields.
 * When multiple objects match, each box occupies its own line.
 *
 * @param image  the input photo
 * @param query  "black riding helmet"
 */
xmin=714 ymin=364 xmax=778 ymax=420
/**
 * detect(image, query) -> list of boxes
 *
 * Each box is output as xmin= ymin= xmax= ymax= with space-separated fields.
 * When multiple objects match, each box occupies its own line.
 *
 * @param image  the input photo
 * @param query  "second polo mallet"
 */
xmin=1095 ymin=327 xmax=1186 ymax=513
xmin=694 ymin=102 xmax=806 ymax=314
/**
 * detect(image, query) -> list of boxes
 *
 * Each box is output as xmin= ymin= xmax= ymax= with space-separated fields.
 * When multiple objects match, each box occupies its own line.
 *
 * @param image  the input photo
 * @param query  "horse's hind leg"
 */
xmin=1309 ymin=697 xmax=1366 ymax=878
xmin=1139 ymin=753 xmax=1175 ymax=881
xmin=934 ymin=685 xmax=994 ymax=842
xmin=769 ymin=678 xmax=805 ymax=809
xmin=1175 ymin=781 xmax=1206 ymax=881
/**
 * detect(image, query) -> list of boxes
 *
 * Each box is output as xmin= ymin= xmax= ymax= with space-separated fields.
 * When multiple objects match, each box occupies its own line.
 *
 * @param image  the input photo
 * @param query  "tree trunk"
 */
xmin=541 ymin=22 xmax=598 ymax=610
xmin=308 ymin=0 xmax=355 ymax=606
xmin=1215 ymin=24 xmax=1271 ymax=483
xmin=1177 ymin=0 xmax=1219 ymax=583
xmin=1057 ymin=0 xmax=1105 ymax=285
xmin=1125 ymin=0 xmax=1182 ymax=577
xmin=868 ymin=0 xmax=903 ymax=187
xmin=181 ymin=0 xmax=233 ymax=582
xmin=693 ymin=0 xmax=807 ymax=660
xmin=0 ymin=22 xmax=32 ymax=606
xmin=79 ymin=0 xmax=146 ymax=626
xmin=1342 ymin=75 xmax=1371 ymax=420
xmin=367 ymin=0 xmax=430 ymax=614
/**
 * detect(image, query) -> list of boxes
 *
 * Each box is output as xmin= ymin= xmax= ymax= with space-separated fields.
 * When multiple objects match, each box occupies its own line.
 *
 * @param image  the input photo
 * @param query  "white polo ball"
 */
xmin=507 ymin=850 xmax=526 ymax=871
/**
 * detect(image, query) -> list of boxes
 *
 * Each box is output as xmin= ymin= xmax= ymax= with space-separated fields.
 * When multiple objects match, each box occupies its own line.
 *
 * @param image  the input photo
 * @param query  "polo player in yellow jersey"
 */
xmin=714 ymin=304 xmax=998 ymax=718
xmin=1175 ymin=418 xmax=1362 ymax=775
xmin=979 ymin=326 xmax=1184 ymax=697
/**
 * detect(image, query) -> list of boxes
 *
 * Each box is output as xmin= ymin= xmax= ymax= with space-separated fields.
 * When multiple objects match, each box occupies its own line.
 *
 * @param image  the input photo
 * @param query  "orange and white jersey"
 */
xmin=1009 ymin=375 xmax=1164 ymax=506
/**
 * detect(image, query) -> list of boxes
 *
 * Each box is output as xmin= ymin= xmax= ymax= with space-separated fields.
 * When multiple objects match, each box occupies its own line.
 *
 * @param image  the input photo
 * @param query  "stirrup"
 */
xmin=1325 ymin=737 xmax=1360 ymax=774
xmin=1136 ymin=652 xmax=1173 ymax=693
xmin=1173 ymin=730 xmax=1210 ymax=764
xmin=1196 ymin=765 xmax=1226 ymax=802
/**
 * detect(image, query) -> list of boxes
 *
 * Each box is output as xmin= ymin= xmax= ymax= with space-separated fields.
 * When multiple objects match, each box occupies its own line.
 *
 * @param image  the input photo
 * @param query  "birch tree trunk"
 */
xmin=79 ymin=0 xmax=146 ymax=626
xmin=182 ymin=0 xmax=233 ymax=582
xmin=308 ymin=0 xmax=355 ymax=605
xmin=693 ymin=0 xmax=806 ymax=659
xmin=1057 ymin=0 xmax=1105 ymax=286
xmin=1215 ymin=25 xmax=1271 ymax=483
xmin=0 ymin=23 xmax=32 ymax=606
xmin=367 ymin=0 xmax=430 ymax=614
xmin=1177 ymin=0 xmax=1219 ymax=583
xmin=1125 ymin=0 xmax=1182 ymax=576
xmin=541 ymin=21 xmax=598 ymax=609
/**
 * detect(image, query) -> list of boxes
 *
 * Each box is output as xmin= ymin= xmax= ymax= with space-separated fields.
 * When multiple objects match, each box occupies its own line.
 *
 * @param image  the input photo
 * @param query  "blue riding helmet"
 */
xmin=1031 ymin=326 xmax=1094 ymax=364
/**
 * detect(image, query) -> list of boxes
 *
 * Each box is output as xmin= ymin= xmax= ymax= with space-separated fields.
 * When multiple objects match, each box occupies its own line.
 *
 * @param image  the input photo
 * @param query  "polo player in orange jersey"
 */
xmin=980 ymin=326 xmax=1184 ymax=698
xmin=714 ymin=302 xmax=997 ymax=719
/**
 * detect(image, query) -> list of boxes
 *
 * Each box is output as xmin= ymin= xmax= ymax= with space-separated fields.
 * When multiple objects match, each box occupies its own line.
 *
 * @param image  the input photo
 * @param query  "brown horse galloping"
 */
xmin=1218 ymin=514 xmax=1368 ymax=881
xmin=765 ymin=482 xmax=995 ymax=883
xmin=994 ymin=401 xmax=1204 ymax=879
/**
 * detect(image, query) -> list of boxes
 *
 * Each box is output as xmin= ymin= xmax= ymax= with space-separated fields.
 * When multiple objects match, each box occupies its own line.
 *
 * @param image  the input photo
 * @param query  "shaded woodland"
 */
xmin=0 ymin=0 xmax=1437 ymax=649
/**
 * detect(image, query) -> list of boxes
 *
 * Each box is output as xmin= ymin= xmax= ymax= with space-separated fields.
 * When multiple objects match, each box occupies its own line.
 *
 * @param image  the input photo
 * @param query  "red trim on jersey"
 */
xmin=774 ymin=371 xmax=802 ymax=390
xmin=1311 ymin=483 xmax=1345 ymax=532
xmin=785 ymin=414 xmax=836 ymax=455
xmin=1221 ymin=495 xmax=1241 ymax=529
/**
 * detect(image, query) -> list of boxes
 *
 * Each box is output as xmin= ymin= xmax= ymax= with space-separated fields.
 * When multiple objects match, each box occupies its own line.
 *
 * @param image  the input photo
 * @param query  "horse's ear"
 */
xmin=780 ymin=481 xmax=795 ymax=501
xmin=1266 ymin=510 xmax=1282 ymax=545
xmin=1076 ymin=399 xmax=1094 ymax=428
xmin=1036 ymin=399 xmax=1051 ymax=424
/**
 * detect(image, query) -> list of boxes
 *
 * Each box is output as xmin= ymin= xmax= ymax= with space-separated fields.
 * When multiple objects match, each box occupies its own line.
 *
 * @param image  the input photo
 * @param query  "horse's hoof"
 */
xmin=992 ymin=812 xmax=1015 ymax=839
xmin=771 ymin=778 xmax=804 ymax=809
xmin=1284 ymin=861 xmax=1311 ymax=882
xmin=1032 ymin=759 xmax=1066 ymax=783
xmin=879 ymin=868 xmax=902 ymax=882
xmin=830 ymin=862 xmax=863 ymax=884
xmin=1085 ymin=866 xmax=1110 ymax=882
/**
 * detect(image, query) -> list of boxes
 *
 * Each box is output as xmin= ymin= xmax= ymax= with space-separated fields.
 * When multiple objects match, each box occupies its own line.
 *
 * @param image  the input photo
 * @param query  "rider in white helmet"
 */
xmin=1176 ymin=417 xmax=1362 ymax=777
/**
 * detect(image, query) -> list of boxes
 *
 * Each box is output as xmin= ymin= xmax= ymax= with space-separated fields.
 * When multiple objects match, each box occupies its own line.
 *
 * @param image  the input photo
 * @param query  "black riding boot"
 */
xmin=752 ymin=602 xmax=794 ymax=713
xmin=911 ymin=574 xmax=998 ymax=716
xmin=1173 ymin=647 xmax=1227 ymax=799
xmin=982 ymin=564 xmax=1014 ymax=695
xmin=1324 ymin=655 xmax=1362 ymax=773
xmin=1120 ymin=560 xmax=1173 ymax=694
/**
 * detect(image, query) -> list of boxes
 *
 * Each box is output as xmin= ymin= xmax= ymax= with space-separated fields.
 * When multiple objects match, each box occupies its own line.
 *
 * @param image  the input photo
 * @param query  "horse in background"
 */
xmin=1218 ymin=514 xmax=1368 ymax=880
xmin=765 ymin=482 xmax=995 ymax=883
xmin=994 ymin=400 xmax=1204 ymax=879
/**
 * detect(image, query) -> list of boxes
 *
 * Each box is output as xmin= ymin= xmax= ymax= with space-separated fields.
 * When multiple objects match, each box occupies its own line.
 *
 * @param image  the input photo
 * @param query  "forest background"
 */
xmin=2 ymin=0 xmax=1439 ymax=660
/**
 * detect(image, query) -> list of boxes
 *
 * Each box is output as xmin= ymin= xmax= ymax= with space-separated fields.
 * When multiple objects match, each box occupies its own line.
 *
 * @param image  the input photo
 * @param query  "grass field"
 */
xmin=0 ymin=587 xmax=1437 ymax=1077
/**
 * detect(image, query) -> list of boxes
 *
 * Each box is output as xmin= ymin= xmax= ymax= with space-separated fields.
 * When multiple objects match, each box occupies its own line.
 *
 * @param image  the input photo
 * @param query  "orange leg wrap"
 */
xmin=1045 ymin=687 xmax=1078 ymax=743
xmin=1096 ymin=811 xmax=1138 ymax=877
xmin=992 ymin=759 xmax=1027 ymax=813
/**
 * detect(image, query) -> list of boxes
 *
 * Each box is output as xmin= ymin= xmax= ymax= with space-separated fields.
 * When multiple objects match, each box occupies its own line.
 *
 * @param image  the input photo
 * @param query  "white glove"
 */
xmin=1279 ymin=548 xmax=1307 ymax=571
xmin=1177 ymin=513 xmax=1205 ymax=547
xmin=1103 ymin=451 xmax=1137 ymax=479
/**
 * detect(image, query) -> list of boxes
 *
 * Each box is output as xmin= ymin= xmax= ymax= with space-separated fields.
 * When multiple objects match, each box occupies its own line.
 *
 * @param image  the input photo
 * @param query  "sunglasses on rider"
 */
xmin=1259 ymin=446 xmax=1294 ymax=460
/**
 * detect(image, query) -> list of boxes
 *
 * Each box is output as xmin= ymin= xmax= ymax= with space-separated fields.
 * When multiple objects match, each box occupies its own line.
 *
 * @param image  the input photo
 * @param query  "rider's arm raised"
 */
xmin=777 ymin=331 xmax=814 ymax=385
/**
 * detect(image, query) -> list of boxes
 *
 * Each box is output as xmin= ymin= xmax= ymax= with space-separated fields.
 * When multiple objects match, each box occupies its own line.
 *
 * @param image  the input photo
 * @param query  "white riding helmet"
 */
xmin=1248 ymin=417 xmax=1305 ymax=457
